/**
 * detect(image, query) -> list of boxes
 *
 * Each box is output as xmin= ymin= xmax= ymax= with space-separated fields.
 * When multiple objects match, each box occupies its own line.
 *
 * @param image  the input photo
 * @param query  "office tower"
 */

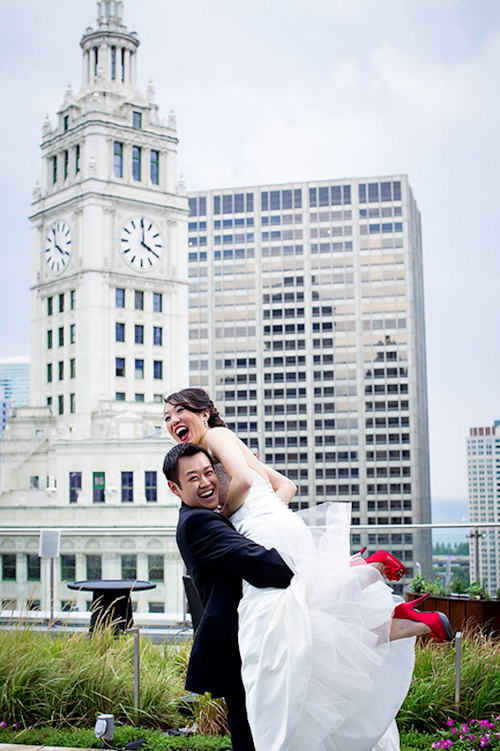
xmin=0 ymin=356 xmax=30 ymax=439
xmin=187 ymin=178 xmax=432 ymax=583
xmin=467 ymin=422 xmax=500 ymax=594
xmin=0 ymin=1 xmax=187 ymax=615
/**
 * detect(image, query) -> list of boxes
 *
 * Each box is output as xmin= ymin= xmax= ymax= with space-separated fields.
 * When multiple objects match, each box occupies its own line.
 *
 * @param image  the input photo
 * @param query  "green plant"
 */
xmin=0 ymin=619 xmax=185 ymax=729
xmin=0 ymin=724 xmax=232 ymax=750
xmin=410 ymin=573 xmax=446 ymax=596
xmin=467 ymin=581 xmax=491 ymax=601
xmin=398 ymin=627 xmax=500 ymax=732
xmin=430 ymin=716 xmax=500 ymax=749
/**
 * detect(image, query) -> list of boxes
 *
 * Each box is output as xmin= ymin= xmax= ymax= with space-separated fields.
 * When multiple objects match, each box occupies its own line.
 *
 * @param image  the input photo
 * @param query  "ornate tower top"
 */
xmin=79 ymin=0 xmax=139 ymax=93
xmin=96 ymin=0 xmax=125 ymax=29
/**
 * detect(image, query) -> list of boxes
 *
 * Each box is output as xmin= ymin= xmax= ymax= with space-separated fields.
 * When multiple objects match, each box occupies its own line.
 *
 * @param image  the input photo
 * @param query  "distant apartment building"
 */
xmin=467 ymin=421 xmax=500 ymax=595
xmin=187 ymin=176 xmax=432 ymax=586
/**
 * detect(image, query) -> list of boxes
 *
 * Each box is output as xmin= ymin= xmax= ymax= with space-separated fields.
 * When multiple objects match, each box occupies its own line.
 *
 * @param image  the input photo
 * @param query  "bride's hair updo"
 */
xmin=164 ymin=388 xmax=227 ymax=428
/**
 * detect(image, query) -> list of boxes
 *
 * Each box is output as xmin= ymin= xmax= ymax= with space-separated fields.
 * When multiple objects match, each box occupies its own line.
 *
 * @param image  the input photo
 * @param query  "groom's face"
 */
xmin=168 ymin=452 xmax=220 ymax=509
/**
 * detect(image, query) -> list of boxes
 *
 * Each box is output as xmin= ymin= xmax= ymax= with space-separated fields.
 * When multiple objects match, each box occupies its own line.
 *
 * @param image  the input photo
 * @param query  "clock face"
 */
xmin=120 ymin=216 xmax=163 ymax=270
xmin=45 ymin=220 xmax=72 ymax=275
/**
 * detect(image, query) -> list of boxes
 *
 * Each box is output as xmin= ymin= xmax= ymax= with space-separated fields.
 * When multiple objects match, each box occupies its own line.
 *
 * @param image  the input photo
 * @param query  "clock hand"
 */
xmin=141 ymin=218 xmax=145 ymax=243
xmin=140 ymin=241 xmax=159 ymax=259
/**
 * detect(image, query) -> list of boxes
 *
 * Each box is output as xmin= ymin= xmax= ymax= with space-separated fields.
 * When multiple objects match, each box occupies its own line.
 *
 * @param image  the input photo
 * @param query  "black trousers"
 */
xmin=225 ymin=685 xmax=255 ymax=751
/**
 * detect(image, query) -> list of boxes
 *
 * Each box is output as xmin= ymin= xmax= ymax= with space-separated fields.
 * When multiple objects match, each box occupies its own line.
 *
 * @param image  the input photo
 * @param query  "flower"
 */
xmin=0 ymin=723 xmax=7 ymax=730
xmin=447 ymin=718 xmax=455 ymax=726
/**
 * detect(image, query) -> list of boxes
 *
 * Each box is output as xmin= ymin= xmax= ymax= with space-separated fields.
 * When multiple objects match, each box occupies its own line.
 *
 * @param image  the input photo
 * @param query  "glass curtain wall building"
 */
xmin=186 ymin=176 xmax=432 ymax=589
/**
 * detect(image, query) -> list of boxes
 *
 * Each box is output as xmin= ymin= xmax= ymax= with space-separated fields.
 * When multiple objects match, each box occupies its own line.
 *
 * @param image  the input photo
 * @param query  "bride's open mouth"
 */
xmin=175 ymin=425 xmax=189 ymax=441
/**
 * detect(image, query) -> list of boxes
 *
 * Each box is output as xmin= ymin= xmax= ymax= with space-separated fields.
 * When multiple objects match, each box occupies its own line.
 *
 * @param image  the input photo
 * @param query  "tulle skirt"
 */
xmin=231 ymin=477 xmax=415 ymax=751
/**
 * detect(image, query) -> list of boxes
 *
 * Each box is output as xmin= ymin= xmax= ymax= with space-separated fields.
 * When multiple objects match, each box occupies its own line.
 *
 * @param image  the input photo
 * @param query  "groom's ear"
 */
xmin=168 ymin=480 xmax=182 ymax=499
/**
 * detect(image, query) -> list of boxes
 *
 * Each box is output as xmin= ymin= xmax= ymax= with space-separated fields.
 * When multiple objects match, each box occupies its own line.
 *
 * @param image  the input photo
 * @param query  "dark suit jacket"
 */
xmin=176 ymin=503 xmax=293 ymax=698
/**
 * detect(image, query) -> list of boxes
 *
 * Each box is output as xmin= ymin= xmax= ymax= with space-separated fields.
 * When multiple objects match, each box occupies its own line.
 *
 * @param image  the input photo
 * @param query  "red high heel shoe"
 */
xmin=393 ymin=593 xmax=453 ymax=642
xmin=363 ymin=549 xmax=407 ymax=581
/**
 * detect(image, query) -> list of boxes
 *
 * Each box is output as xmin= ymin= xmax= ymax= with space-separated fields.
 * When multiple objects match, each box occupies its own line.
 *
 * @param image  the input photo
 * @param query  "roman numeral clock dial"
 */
xmin=45 ymin=221 xmax=72 ymax=275
xmin=120 ymin=217 xmax=163 ymax=270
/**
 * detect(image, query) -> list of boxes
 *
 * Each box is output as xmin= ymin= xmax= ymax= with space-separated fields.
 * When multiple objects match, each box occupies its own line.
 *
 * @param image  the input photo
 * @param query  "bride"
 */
xmin=164 ymin=388 xmax=451 ymax=751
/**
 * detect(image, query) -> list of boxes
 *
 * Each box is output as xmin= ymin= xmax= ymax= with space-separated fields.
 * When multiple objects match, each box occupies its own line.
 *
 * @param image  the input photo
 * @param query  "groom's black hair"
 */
xmin=163 ymin=442 xmax=213 ymax=487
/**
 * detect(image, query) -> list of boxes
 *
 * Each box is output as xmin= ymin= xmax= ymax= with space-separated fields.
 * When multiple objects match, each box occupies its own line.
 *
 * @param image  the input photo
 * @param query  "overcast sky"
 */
xmin=1 ymin=0 xmax=499 ymax=505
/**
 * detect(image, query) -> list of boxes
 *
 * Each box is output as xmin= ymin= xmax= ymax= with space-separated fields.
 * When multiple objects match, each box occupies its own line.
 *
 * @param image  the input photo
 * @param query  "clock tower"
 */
xmin=1 ymin=0 xmax=187 ymax=525
xmin=30 ymin=0 xmax=188 ymax=437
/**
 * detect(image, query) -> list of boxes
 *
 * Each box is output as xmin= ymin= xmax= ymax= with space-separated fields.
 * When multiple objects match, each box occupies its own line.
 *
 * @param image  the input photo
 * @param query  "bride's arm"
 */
xmin=263 ymin=466 xmax=297 ymax=505
xmin=204 ymin=428 xmax=253 ymax=516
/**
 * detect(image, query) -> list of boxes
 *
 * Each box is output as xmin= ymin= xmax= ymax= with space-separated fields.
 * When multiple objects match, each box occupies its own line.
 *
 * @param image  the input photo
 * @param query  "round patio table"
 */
xmin=68 ymin=579 xmax=156 ymax=634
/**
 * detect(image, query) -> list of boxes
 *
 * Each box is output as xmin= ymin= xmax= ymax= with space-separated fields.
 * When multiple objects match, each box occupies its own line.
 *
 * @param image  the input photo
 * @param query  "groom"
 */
xmin=163 ymin=442 xmax=294 ymax=751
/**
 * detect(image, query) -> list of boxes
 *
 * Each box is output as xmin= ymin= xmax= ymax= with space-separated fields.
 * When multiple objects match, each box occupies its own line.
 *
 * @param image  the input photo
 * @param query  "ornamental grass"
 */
xmin=0 ymin=616 xmax=185 ymax=729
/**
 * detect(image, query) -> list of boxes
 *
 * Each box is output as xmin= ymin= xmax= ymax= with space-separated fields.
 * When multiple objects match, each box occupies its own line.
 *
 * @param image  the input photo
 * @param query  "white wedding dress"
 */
xmin=224 ymin=468 xmax=415 ymax=751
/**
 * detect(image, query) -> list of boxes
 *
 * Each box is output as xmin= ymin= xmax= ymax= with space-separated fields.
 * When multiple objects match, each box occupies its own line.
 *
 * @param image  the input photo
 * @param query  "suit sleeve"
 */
xmin=182 ymin=510 xmax=293 ymax=589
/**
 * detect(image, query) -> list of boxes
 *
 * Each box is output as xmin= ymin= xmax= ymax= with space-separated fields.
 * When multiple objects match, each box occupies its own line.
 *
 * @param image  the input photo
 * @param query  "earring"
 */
xmin=204 ymin=419 xmax=208 ymax=428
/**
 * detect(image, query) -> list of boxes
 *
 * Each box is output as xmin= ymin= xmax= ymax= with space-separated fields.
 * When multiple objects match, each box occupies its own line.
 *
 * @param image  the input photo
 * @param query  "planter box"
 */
xmin=403 ymin=586 xmax=500 ymax=635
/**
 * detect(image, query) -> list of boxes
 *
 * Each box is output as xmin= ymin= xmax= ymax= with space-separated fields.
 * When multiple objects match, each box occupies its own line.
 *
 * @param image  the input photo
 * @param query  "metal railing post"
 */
xmin=454 ymin=631 xmax=462 ymax=714
xmin=126 ymin=627 xmax=140 ymax=724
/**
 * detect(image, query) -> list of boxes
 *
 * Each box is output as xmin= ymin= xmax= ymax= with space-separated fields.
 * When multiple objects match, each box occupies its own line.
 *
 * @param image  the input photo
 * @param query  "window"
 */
xmin=59 ymin=327 xmax=64 ymax=346
xmin=135 ymin=393 xmax=144 ymax=402
xmin=149 ymin=602 xmax=164 ymax=613
xmin=153 ymin=361 xmax=163 ymax=380
xmin=135 ymin=325 xmax=144 ymax=344
xmin=115 ymin=288 xmax=125 ymax=307
xmin=111 ymin=46 xmax=116 ymax=79
xmin=70 ymin=324 xmax=75 ymax=344
xmin=145 ymin=471 xmax=157 ymax=502
xmin=93 ymin=472 xmax=105 ymax=503
xmin=58 ymin=361 xmax=64 ymax=380
xmin=116 ymin=357 xmax=125 ymax=377
xmin=47 ymin=297 xmax=53 ymax=316
xmin=70 ymin=393 xmax=75 ymax=413
xmin=70 ymin=358 xmax=75 ymax=378
xmin=60 ymin=555 xmax=76 ymax=581
xmin=86 ymin=554 xmax=102 ymax=579
xmin=1 ymin=554 xmax=16 ymax=581
xmin=27 ymin=555 xmax=41 ymax=581
xmin=121 ymin=554 xmax=137 ymax=579
xmin=133 ymin=111 xmax=142 ymax=129
xmin=150 ymin=150 xmax=159 ymax=185
xmin=70 ymin=290 xmax=76 ymax=309
xmin=47 ymin=330 xmax=53 ymax=349
xmin=59 ymin=293 xmax=64 ymax=313
xmin=135 ymin=291 xmax=144 ymax=310
xmin=114 ymin=142 xmax=123 ymax=178
xmin=153 ymin=292 xmax=162 ymax=312
xmin=64 ymin=115 xmax=69 ymax=131
xmin=30 ymin=476 xmax=39 ymax=489
xmin=121 ymin=471 xmax=133 ymax=503
xmin=63 ymin=150 xmax=68 ymax=180
xmin=148 ymin=555 xmax=164 ymax=581
xmin=132 ymin=146 xmax=141 ymax=181
xmin=115 ymin=322 xmax=125 ymax=342
xmin=116 ymin=392 xmax=125 ymax=401
xmin=52 ymin=155 xmax=57 ymax=184
xmin=75 ymin=144 xmax=80 ymax=174
xmin=135 ymin=359 xmax=144 ymax=378
xmin=69 ymin=472 xmax=81 ymax=503
xmin=153 ymin=326 xmax=162 ymax=345
xmin=58 ymin=395 xmax=64 ymax=415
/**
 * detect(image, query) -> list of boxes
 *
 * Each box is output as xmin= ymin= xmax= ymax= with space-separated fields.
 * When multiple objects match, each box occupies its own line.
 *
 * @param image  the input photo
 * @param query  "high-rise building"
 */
xmin=0 ymin=356 xmax=30 ymax=439
xmin=187 ymin=178 xmax=432 ymax=584
xmin=0 ymin=356 xmax=30 ymax=407
xmin=467 ymin=422 xmax=500 ymax=595
xmin=0 ymin=1 xmax=187 ymax=615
